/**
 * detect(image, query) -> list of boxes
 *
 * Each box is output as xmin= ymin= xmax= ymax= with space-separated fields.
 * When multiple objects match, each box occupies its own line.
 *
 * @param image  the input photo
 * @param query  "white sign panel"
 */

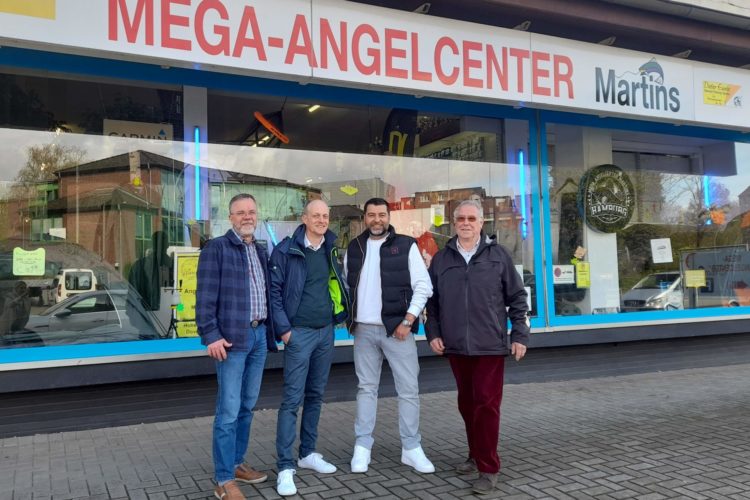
xmin=552 ymin=264 xmax=575 ymax=284
xmin=650 ymin=238 xmax=674 ymax=264
xmin=532 ymin=35 xmax=694 ymax=122
xmin=312 ymin=0 xmax=533 ymax=104
xmin=0 ymin=0 xmax=747 ymax=129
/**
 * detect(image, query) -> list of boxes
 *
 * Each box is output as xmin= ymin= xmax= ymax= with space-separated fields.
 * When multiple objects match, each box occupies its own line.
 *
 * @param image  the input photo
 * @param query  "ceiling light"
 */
xmin=598 ymin=36 xmax=616 ymax=46
xmin=513 ymin=20 xmax=531 ymax=31
xmin=259 ymin=135 xmax=270 ymax=143
xmin=308 ymin=104 xmax=321 ymax=113
xmin=672 ymin=49 xmax=692 ymax=59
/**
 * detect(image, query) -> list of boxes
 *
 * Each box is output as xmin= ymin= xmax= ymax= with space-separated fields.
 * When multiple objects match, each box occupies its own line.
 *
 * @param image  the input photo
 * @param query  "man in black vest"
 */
xmin=344 ymin=197 xmax=434 ymax=474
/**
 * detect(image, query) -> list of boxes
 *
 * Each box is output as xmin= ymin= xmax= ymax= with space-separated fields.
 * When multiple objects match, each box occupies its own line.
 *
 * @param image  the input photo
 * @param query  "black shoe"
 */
xmin=472 ymin=472 xmax=498 ymax=495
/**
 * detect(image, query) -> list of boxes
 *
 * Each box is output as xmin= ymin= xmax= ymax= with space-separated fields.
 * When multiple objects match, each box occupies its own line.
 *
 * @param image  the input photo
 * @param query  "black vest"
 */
xmin=346 ymin=227 xmax=418 ymax=335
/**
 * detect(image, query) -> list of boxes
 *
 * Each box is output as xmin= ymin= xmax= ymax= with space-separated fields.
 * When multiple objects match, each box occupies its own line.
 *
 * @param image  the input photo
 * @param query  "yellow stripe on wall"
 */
xmin=0 ymin=0 xmax=56 ymax=19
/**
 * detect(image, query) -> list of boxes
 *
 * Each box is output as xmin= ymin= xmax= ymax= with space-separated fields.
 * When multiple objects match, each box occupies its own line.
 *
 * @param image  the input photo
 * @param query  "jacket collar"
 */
xmin=226 ymin=229 xmax=245 ymax=246
xmin=292 ymin=224 xmax=337 ymax=252
xmin=447 ymin=231 xmax=495 ymax=254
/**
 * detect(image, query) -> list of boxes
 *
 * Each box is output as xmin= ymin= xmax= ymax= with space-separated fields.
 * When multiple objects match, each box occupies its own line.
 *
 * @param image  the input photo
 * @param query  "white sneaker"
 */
xmin=350 ymin=445 xmax=371 ymax=473
xmin=298 ymin=452 xmax=337 ymax=474
xmin=401 ymin=446 xmax=435 ymax=473
xmin=276 ymin=469 xmax=297 ymax=496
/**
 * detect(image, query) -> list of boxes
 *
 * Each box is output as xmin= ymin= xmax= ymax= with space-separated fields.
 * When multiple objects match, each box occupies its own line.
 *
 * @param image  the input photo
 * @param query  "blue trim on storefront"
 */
xmin=538 ymin=119 xmax=558 ymax=321
xmin=528 ymin=113 xmax=546 ymax=330
xmin=0 ymin=327 xmax=355 ymax=364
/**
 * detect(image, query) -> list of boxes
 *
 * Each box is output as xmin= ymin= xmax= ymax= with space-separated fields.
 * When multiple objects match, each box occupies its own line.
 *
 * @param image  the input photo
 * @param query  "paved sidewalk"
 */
xmin=2 ymin=362 xmax=749 ymax=499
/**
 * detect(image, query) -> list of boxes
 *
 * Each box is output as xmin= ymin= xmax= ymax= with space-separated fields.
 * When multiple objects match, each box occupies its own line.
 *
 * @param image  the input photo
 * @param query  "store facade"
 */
xmin=1 ymin=0 xmax=749 ymax=391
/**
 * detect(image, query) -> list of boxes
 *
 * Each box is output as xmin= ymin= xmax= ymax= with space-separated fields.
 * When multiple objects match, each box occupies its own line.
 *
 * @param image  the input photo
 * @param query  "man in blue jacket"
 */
xmin=196 ymin=193 xmax=277 ymax=500
xmin=269 ymin=199 xmax=348 ymax=496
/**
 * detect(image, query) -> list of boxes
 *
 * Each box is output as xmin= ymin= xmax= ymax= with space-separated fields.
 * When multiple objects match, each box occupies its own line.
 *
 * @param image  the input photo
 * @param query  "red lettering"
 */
xmin=435 ymin=36 xmax=458 ymax=85
xmin=486 ymin=45 xmax=508 ymax=91
xmin=532 ymin=51 xmax=551 ymax=96
xmin=352 ymin=24 xmax=380 ymax=76
xmin=108 ymin=0 xmax=153 ymax=45
xmin=462 ymin=40 xmax=483 ymax=88
xmin=285 ymin=14 xmax=317 ymax=67
xmin=509 ymin=48 xmax=529 ymax=92
xmin=384 ymin=28 xmax=408 ymax=79
xmin=195 ymin=0 xmax=229 ymax=56
xmin=554 ymin=54 xmax=574 ymax=98
xmin=410 ymin=33 xmax=432 ymax=82
xmin=161 ymin=0 xmax=190 ymax=50
xmin=232 ymin=6 xmax=266 ymax=60
xmin=319 ymin=19 xmax=347 ymax=71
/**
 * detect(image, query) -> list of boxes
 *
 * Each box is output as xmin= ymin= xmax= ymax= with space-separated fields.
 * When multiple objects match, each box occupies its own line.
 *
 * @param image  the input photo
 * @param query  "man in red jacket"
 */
xmin=426 ymin=199 xmax=529 ymax=495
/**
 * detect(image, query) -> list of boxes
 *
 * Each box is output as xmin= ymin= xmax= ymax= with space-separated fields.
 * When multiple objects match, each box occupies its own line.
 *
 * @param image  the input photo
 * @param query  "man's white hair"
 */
xmin=453 ymin=199 xmax=484 ymax=219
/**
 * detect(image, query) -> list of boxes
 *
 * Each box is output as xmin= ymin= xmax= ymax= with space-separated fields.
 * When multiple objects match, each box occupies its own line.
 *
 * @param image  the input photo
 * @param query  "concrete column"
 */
xmin=182 ymin=86 xmax=208 ymax=244
xmin=556 ymin=126 xmax=620 ymax=314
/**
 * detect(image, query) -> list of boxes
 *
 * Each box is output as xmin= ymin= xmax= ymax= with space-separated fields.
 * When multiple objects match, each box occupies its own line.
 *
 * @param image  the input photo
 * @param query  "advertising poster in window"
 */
xmin=174 ymin=252 xmax=199 ymax=338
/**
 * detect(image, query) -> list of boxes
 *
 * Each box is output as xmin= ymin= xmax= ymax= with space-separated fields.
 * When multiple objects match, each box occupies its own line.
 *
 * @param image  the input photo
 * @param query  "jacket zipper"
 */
xmin=330 ymin=246 xmax=350 ymax=317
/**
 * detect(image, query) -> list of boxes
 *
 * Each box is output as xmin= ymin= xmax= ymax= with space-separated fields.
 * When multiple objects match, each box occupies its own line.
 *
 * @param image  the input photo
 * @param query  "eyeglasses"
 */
xmin=455 ymin=216 xmax=479 ymax=223
xmin=231 ymin=211 xmax=257 ymax=218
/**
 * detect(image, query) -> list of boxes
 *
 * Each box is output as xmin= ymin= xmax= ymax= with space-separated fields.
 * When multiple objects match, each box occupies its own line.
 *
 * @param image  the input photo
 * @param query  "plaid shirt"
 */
xmin=235 ymin=229 xmax=267 ymax=321
xmin=196 ymin=229 xmax=276 ymax=352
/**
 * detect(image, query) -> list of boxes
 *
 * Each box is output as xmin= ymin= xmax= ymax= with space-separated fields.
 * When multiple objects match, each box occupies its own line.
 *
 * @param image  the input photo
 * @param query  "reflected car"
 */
xmin=621 ymin=272 xmax=683 ymax=312
xmin=2 ymin=289 xmax=166 ymax=347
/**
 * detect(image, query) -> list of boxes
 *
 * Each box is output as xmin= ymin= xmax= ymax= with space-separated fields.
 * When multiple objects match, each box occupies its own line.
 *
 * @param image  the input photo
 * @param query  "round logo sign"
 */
xmin=577 ymin=164 xmax=634 ymax=233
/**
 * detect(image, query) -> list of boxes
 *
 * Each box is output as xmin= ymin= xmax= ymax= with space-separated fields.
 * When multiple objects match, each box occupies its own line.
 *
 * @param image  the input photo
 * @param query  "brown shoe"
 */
xmin=472 ymin=472 xmax=498 ymax=495
xmin=456 ymin=457 xmax=478 ymax=475
xmin=235 ymin=464 xmax=268 ymax=484
xmin=214 ymin=480 xmax=245 ymax=500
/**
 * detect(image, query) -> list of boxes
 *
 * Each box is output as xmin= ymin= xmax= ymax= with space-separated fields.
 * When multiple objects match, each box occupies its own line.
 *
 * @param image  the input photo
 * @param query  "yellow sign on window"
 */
xmin=0 ymin=0 xmax=55 ymax=19
xmin=685 ymin=270 xmax=707 ymax=288
xmin=175 ymin=252 xmax=200 ymax=338
xmin=13 ymin=247 xmax=45 ymax=276
xmin=575 ymin=261 xmax=590 ymax=288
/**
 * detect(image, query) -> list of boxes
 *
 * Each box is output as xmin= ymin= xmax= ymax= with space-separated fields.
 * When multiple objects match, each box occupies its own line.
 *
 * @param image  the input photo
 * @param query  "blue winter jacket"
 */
xmin=268 ymin=225 xmax=349 ymax=340
xmin=196 ymin=229 xmax=278 ymax=352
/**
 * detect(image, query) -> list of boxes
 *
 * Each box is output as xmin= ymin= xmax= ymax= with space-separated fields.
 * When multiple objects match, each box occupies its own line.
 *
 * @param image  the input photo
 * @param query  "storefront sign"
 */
xmin=0 ymin=0 xmax=748 ymax=129
xmin=578 ymin=164 xmax=635 ymax=233
xmin=104 ymin=119 xmax=173 ymax=141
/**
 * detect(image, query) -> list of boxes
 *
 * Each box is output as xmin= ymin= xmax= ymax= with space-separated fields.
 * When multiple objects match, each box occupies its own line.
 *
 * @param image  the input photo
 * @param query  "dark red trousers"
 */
xmin=448 ymin=354 xmax=505 ymax=474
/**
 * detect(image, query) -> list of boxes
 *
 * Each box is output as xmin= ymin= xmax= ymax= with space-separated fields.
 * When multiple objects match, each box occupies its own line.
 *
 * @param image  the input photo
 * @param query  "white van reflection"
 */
xmin=2 ymin=289 xmax=166 ymax=347
xmin=621 ymin=272 xmax=683 ymax=312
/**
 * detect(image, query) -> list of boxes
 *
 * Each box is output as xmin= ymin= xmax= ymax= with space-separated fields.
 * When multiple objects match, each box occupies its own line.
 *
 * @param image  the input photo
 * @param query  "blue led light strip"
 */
xmin=518 ymin=149 xmax=528 ymax=239
xmin=703 ymin=175 xmax=711 ymax=225
xmin=194 ymin=126 xmax=201 ymax=221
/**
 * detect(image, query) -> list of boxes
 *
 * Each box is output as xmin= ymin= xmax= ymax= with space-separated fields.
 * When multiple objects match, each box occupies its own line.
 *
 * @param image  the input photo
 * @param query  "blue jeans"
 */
xmin=213 ymin=324 xmax=268 ymax=484
xmin=276 ymin=324 xmax=334 ymax=471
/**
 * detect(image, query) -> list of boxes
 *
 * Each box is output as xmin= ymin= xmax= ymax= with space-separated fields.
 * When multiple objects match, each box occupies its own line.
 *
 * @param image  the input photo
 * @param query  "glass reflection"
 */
xmin=548 ymin=123 xmax=750 ymax=316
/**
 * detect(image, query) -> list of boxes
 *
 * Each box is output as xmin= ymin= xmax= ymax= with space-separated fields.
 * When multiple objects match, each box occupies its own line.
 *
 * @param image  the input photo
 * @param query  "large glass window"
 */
xmin=206 ymin=92 xmax=537 ymax=316
xmin=547 ymin=122 xmax=750 ymax=316
xmin=0 ymin=73 xmax=536 ymax=349
xmin=0 ymin=72 xmax=183 ymax=347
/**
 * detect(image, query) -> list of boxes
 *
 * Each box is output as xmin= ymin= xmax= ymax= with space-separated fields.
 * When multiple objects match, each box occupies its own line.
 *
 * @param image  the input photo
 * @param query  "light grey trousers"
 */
xmin=353 ymin=323 xmax=422 ymax=451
